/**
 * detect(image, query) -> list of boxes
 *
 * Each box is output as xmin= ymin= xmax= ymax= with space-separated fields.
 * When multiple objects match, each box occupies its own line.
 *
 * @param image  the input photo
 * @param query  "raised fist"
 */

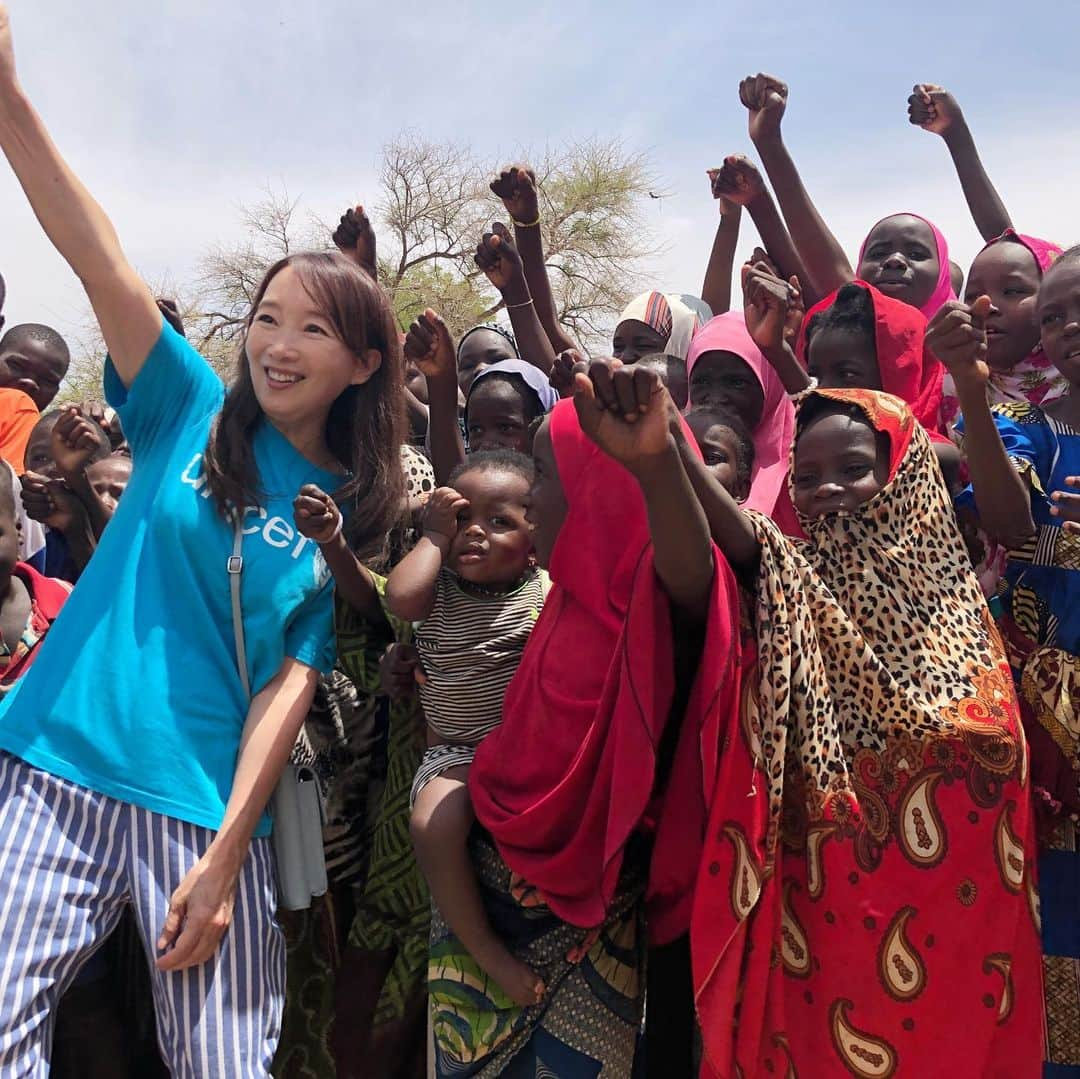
xmin=738 ymin=73 xmax=788 ymax=143
xmin=490 ymin=165 xmax=540 ymax=225
xmin=908 ymin=84 xmax=963 ymax=137
xmin=708 ymin=154 xmax=766 ymax=207
xmin=333 ymin=205 xmax=378 ymax=280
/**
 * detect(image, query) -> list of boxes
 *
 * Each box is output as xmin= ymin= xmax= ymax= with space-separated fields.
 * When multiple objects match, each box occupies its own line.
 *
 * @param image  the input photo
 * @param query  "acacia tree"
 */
xmin=60 ymin=135 xmax=658 ymax=401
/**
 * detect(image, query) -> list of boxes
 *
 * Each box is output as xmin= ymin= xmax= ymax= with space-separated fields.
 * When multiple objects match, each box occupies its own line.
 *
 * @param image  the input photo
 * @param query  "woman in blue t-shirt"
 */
xmin=0 ymin=9 xmax=405 ymax=1074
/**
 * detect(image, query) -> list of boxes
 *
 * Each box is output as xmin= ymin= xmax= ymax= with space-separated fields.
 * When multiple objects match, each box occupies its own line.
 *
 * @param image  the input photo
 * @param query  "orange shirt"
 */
xmin=0 ymin=388 xmax=40 ymax=473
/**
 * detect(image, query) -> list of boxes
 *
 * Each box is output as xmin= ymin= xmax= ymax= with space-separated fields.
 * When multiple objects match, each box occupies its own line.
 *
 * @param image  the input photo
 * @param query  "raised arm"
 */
xmin=20 ymin=471 xmax=96 ymax=574
xmin=711 ymin=154 xmax=820 ymax=307
xmin=574 ymin=362 xmax=721 ymax=619
xmin=385 ymin=487 xmax=467 ymax=623
xmin=332 ymin=204 xmax=380 ymax=281
xmin=404 ymin=309 xmax=464 ymax=485
xmin=908 ymin=85 xmax=1012 ymax=242
xmin=0 ymin=7 xmax=160 ymax=387
xmin=474 ymin=224 xmax=557 ymax=375
xmin=741 ymin=263 xmax=812 ymax=396
xmin=926 ymin=297 xmax=1034 ymax=547
xmin=700 ymin=189 xmax=741 ymax=315
xmin=740 ymin=73 xmax=853 ymax=297
xmin=293 ymin=484 xmax=385 ymax=623
xmin=670 ymin=414 xmax=760 ymax=578
xmin=490 ymin=165 xmax=577 ymax=355
xmin=50 ymin=407 xmax=114 ymax=539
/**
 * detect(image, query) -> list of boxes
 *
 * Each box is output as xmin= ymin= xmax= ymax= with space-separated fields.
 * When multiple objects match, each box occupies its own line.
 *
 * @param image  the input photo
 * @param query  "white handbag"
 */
xmin=228 ymin=516 xmax=328 ymax=911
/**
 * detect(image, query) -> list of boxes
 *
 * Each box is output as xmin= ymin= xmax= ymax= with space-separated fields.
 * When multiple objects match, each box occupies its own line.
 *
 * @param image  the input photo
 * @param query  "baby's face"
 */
xmin=447 ymin=468 xmax=534 ymax=586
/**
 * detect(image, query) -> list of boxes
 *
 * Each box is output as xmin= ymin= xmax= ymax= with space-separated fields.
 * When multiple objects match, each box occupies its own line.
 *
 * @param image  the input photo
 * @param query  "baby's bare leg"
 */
xmin=410 ymin=765 xmax=544 ymax=1007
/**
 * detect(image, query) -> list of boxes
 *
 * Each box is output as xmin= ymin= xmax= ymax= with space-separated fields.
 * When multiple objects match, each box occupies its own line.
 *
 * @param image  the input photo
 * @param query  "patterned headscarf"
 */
xmin=692 ymin=389 xmax=1041 ymax=1078
xmin=616 ymin=291 xmax=708 ymax=362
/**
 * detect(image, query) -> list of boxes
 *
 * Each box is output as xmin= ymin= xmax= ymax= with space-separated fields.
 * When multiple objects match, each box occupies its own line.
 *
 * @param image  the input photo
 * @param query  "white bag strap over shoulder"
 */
xmin=228 ymin=516 xmax=250 ymax=698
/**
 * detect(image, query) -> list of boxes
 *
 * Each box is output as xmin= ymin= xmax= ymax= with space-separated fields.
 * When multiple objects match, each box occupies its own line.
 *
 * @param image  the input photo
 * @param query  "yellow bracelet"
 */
xmin=512 ymin=214 xmax=541 ymax=229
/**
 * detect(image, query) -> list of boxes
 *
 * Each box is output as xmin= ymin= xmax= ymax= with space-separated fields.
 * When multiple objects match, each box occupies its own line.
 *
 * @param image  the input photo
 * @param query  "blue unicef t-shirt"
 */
xmin=0 ymin=321 xmax=340 ymax=836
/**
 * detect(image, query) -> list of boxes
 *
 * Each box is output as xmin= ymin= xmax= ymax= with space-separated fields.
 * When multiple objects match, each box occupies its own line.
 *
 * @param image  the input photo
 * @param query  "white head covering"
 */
xmin=616 ymin=292 xmax=712 ymax=362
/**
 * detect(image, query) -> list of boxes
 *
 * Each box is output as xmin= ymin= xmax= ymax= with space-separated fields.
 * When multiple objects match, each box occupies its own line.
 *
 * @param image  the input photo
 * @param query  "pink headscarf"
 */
xmin=858 ymin=212 xmax=956 ymax=320
xmin=686 ymin=312 xmax=795 ymax=517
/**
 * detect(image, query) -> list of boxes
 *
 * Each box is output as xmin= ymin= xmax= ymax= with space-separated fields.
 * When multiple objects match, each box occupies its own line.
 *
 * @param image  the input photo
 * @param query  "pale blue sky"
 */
xmin=6 ymin=0 xmax=1080 ymax=354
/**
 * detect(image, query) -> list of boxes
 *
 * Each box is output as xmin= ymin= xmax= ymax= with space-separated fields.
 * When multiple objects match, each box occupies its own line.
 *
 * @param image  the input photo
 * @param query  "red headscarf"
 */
xmin=692 ymin=389 xmax=1041 ymax=1077
xmin=797 ymin=280 xmax=946 ymax=435
xmin=470 ymin=399 xmax=743 ymax=942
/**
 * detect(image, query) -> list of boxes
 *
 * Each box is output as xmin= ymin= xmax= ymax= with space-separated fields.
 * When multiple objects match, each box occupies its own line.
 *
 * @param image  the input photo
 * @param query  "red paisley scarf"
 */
xmin=692 ymin=389 xmax=1042 ymax=1078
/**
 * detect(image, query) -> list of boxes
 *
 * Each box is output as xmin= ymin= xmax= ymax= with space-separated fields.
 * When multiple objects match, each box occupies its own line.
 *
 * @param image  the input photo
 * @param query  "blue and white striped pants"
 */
xmin=0 ymin=752 xmax=285 ymax=1077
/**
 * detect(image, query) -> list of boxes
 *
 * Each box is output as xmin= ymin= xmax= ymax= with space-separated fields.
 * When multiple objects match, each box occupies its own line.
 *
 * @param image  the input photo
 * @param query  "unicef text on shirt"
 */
xmin=180 ymin=452 xmax=315 ymax=561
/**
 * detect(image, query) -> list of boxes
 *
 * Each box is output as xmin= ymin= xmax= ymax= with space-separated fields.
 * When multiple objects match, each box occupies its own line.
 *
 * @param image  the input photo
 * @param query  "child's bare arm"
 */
xmin=926 ymin=298 xmax=1034 ymax=547
xmin=710 ymin=155 xmax=819 ymax=306
xmin=404 ymin=310 xmax=463 ymax=485
xmin=741 ymin=73 xmax=853 ymax=297
xmin=385 ymin=487 xmax=466 ymax=622
xmin=700 ymin=190 xmax=741 ymax=315
xmin=908 ymin=85 xmax=1011 ymax=243
xmin=574 ymin=364 xmax=716 ymax=619
xmin=491 ymin=165 xmax=578 ymax=355
xmin=742 ymin=264 xmax=812 ymax=395
xmin=51 ymin=407 xmax=113 ymax=538
xmin=293 ymin=485 xmax=383 ymax=623
xmin=474 ymin=224 xmax=557 ymax=375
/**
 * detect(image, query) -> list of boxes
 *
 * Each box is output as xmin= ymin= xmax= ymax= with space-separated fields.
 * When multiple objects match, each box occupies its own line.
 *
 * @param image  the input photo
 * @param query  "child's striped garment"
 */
xmin=414 ymin=567 xmax=547 ymax=746
xmin=410 ymin=567 xmax=547 ymax=803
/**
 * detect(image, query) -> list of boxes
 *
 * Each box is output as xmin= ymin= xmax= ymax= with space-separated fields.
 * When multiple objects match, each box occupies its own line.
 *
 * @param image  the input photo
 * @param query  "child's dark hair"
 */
xmin=686 ymin=406 xmax=754 ymax=490
xmin=448 ymin=449 xmax=534 ymax=489
xmin=456 ymin=324 xmax=518 ymax=361
xmin=805 ymin=283 xmax=875 ymax=348
xmin=796 ymin=395 xmax=889 ymax=462
xmin=202 ymin=251 xmax=406 ymax=562
xmin=465 ymin=372 xmax=546 ymax=426
xmin=0 ymin=323 xmax=71 ymax=365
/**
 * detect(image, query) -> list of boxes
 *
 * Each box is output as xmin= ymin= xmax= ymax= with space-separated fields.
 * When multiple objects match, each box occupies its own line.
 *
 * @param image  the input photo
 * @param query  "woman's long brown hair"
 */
xmin=202 ymin=251 xmax=406 ymax=560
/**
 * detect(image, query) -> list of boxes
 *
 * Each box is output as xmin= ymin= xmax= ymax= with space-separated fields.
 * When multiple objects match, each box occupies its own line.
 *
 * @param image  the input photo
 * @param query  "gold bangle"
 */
xmin=512 ymin=214 xmax=541 ymax=229
xmin=505 ymin=298 xmax=535 ymax=310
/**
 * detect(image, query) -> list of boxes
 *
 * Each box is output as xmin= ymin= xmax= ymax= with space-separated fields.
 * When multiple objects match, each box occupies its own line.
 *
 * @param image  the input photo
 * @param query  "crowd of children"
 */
xmin=2 ymin=4 xmax=1080 ymax=1075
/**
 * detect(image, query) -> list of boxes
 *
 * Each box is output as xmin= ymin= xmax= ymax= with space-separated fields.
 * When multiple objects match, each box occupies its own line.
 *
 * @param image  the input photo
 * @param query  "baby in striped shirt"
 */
xmin=386 ymin=449 xmax=548 ymax=1008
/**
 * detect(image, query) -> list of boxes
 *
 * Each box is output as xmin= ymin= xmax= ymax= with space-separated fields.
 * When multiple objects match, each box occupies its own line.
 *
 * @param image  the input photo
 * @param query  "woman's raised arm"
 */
xmin=0 ymin=6 xmax=160 ymax=388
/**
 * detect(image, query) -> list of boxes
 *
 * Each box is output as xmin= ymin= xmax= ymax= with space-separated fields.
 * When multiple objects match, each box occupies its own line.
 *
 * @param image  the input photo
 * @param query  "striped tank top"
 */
xmin=415 ymin=567 xmax=547 ymax=744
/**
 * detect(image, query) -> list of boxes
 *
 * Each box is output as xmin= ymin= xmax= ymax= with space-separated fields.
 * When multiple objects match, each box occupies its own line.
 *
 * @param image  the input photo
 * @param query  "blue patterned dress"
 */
xmin=958 ymin=401 xmax=1080 ymax=1076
